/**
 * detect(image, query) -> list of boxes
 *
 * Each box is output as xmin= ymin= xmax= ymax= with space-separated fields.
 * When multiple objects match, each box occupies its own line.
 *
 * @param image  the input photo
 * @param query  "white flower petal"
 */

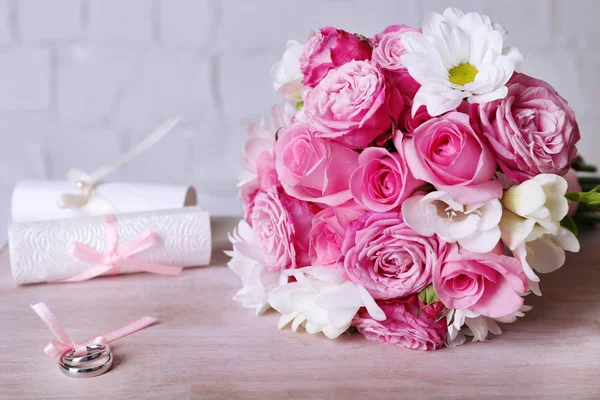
xmin=513 ymin=244 xmax=540 ymax=282
xmin=459 ymin=225 xmax=501 ymax=253
xmin=503 ymin=179 xmax=547 ymax=217
xmin=526 ymin=238 xmax=566 ymax=275
xmin=476 ymin=199 xmax=502 ymax=230
xmin=401 ymin=195 xmax=436 ymax=236
xmin=553 ymin=228 xmax=580 ymax=253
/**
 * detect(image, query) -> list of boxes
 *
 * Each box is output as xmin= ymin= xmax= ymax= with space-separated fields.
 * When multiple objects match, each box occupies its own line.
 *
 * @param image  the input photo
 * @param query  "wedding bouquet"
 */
xmin=227 ymin=8 xmax=591 ymax=350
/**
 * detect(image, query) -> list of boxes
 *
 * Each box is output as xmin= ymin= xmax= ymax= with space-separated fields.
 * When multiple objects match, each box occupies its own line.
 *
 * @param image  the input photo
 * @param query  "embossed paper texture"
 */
xmin=8 ymin=206 xmax=211 ymax=285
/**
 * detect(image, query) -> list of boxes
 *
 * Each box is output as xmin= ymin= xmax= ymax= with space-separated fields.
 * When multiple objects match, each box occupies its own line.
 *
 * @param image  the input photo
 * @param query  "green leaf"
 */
xmin=560 ymin=215 xmax=578 ymax=236
xmin=566 ymin=187 xmax=600 ymax=205
xmin=565 ymin=192 xmax=581 ymax=201
xmin=418 ymin=284 xmax=438 ymax=305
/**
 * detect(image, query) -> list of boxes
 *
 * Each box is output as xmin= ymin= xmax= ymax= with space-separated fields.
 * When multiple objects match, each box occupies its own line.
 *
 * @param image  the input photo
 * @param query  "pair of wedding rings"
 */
xmin=58 ymin=344 xmax=113 ymax=378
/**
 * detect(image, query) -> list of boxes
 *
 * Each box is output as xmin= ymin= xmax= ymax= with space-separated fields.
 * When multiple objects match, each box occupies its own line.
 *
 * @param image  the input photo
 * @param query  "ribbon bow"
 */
xmin=58 ymin=214 xmax=182 ymax=282
xmin=31 ymin=302 xmax=157 ymax=357
xmin=57 ymin=117 xmax=181 ymax=210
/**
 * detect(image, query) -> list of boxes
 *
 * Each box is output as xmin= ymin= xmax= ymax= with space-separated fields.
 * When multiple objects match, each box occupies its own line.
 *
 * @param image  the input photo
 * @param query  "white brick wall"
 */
xmin=0 ymin=0 xmax=599 ymax=243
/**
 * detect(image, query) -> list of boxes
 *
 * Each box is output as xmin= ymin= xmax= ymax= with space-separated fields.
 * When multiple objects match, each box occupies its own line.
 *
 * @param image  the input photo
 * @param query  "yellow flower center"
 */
xmin=448 ymin=63 xmax=478 ymax=86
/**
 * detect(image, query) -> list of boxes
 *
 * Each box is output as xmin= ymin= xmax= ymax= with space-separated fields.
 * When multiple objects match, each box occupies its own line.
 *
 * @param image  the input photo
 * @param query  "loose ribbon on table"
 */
xmin=57 ymin=214 xmax=182 ymax=283
xmin=31 ymin=302 xmax=157 ymax=357
xmin=57 ymin=117 xmax=181 ymax=210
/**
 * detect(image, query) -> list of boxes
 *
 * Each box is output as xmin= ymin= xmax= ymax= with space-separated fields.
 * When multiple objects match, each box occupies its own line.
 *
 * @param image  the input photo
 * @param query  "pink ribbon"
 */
xmin=58 ymin=214 xmax=182 ymax=282
xmin=31 ymin=302 xmax=157 ymax=357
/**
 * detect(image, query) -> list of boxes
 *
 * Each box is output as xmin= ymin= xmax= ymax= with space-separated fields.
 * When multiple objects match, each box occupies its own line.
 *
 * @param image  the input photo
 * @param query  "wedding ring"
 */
xmin=58 ymin=344 xmax=113 ymax=378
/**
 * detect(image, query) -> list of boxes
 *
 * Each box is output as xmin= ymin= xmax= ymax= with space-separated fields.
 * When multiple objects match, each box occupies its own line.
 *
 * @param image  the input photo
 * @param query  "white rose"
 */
xmin=226 ymin=220 xmax=286 ymax=315
xmin=268 ymin=267 xmax=385 ymax=339
xmin=270 ymin=40 xmax=304 ymax=102
xmin=402 ymin=191 xmax=502 ymax=253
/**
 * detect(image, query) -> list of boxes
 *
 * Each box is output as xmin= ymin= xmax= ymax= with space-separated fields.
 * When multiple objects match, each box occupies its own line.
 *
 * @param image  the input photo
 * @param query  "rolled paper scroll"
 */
xmin=11 ymin=117 xmax=195 ymax=223
xmin=11 ymin=180 xmax=197 ymax=222
xmin=8 ymin=206 xmax=211 ymax=285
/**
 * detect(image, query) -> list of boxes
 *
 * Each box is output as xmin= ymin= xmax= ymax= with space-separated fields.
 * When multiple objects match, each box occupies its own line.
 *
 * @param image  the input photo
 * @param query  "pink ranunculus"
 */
xmin=349 ymin=146 xmax=423 ymax=212
xmin=251 ymin=190 xmax=315 ymax=272
xmin=401 ymin=111 xmax=502 ymax=204
xmin=304 ymin=60 xmax=403 ymax=149
xmin=434 ymin=244 xmax=527 ymax=318
xmin=299 ymin=27 xmax=372 ymax=88
xmin=372 ymin=24 xmax=418 ymax=72
xmin=275 ymin=122 xmax=359 ymax=206
xmin=353 ymin=296 xmax=446 ymax=351
xmin=565 ymin=168 xmax=582 ymax=216
xmin=341 ymin=212 xmax=440 ymax=299
xmin=308 ymin=203 xmax=365 ymax=268
xmin=471 ymin=72 xmax=581 ymax=182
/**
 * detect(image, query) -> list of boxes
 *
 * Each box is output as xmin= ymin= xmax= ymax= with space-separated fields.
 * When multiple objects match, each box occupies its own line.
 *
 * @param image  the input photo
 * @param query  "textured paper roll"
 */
xmin=8 ymin=206 xmax=211 ymax=285
xmin=11 ymin=181 xmax=197 ymax=222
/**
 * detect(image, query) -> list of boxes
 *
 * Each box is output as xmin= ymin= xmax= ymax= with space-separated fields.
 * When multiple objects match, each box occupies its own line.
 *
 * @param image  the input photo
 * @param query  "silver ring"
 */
xmin=59 ymin=344 xmax=113 ymax=378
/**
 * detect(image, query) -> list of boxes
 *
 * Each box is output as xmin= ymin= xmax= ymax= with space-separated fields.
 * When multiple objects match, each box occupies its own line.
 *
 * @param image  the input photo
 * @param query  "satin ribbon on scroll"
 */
xmin=57 ymin=117 xmax=181 ymax=211
xmin=57 ymin=214 xmax=183 ymax=283
xmin=31 ymin=302 xmax=157 ymax=357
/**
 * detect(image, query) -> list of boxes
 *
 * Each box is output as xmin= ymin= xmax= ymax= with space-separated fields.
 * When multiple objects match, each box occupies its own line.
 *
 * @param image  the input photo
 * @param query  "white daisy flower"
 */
xmin=401 ymin=8 xmax=524 ymax=116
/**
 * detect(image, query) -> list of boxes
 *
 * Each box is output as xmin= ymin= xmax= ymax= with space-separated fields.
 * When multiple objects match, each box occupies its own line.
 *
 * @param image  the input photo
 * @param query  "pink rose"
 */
xmin=434 ymin=244 xmax=527 ymax=318
xmin=349 ymin=147 xmax=423 ymax=212
xmin=299 ymin=27 xmax=372 ymax=88
xmin=565 ymin=168 xmax=581 ymax=216
xmin=308 ymin=203 xmax=365 ymax=268
xmin=353 ymin=296 xmax=446 ymax=351
xmin=341 ymin=212 xmax=439 ymax=299
xmin=372 ymin=24 xmax=418 ymax=72
xmin=471 ymin=72 xmax=580 ymax=182
xmin=398 ymin=105 xmax=432 ymax=136
xmin=304 ymin=60 xmax=403 ymax=149
xmin=275 ymin=122 xmax=359 ymax=206
xmin=401 ymin=111 xmax=502 ymax=204
xmin=251 ymin=190 xmax=315 ymax=271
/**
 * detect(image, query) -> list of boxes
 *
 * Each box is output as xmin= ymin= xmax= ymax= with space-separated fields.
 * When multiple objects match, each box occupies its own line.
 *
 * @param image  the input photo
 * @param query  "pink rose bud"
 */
xmin=471 ymin=72 xmax=580 ymax=182
xmin=565 ymin=168 xmax=582 ymax=216
xmin=299 ymin=27 xmax=372 ymax=88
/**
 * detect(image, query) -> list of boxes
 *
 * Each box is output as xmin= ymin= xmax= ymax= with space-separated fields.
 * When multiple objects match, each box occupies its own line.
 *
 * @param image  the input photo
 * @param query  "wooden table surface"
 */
xmin=0 ymin=216 xmax=599 ymax=399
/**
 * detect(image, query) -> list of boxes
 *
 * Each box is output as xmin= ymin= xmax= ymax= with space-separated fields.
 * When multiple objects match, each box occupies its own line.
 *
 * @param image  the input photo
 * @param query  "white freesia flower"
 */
xmin=226 ymin=219 xmax=286 ymax=315
xmin=268 ymin=267 xmax=386 ymax=339
xmin=402 ymin=191 xmax=502 ymax=253
xmin=499 ymin=174 xmax=579 ymax=283
xmin=446 ymin=305 xmax=532 ymax=347
xmin=270 ymin=40 xmax=304 ymax=102
xmin=502 ymin=174 xmax=569 ymax=236
xmin=401 ymin=7 xmax=523 ymax=116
